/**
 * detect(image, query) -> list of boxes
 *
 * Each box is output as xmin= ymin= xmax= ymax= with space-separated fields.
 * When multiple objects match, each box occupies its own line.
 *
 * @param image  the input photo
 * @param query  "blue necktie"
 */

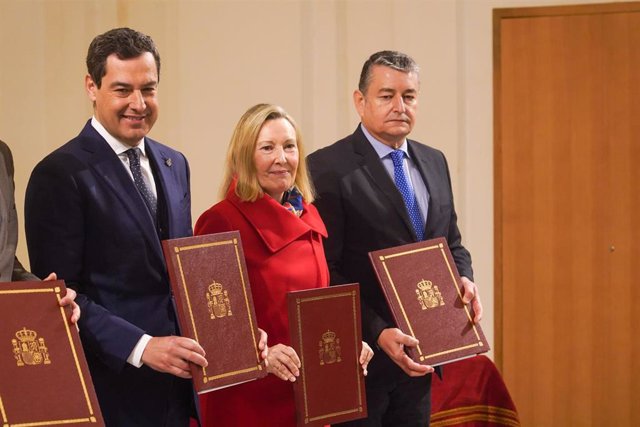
xmin=126 ymin=148 xmax=157 ymax=220
xmin=390 ymin=150 xmax=424 ymax=240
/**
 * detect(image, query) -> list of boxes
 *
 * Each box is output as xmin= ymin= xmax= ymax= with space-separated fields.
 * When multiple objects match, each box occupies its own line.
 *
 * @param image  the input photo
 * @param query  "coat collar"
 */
xmin=226 ymin=181 xmax=327 ymax=253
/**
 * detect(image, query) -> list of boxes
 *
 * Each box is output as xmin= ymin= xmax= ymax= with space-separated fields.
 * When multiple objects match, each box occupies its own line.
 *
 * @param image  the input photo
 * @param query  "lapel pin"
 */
xmin=165 ymin=158 xmax=172 ymax=167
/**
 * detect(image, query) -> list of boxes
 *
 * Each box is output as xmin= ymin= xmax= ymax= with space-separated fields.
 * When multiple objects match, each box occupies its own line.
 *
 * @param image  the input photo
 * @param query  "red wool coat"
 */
xmin=194 ymin=186 xmax=329 ymax=427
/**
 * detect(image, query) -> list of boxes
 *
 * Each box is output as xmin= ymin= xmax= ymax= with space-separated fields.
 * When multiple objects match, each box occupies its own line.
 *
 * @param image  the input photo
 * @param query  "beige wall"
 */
xmin=0 ymin=0 xmax=624 ymax=357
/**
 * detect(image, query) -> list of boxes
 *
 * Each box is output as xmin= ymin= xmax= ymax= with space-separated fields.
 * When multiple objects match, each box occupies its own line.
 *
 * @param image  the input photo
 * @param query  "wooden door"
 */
xmin=494 ymin=3 xmax=640 ymax=426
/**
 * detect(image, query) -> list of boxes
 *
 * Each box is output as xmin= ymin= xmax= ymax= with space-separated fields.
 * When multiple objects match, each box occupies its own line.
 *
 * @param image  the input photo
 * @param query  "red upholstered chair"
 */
xmin=430 ymin=355 xmax=520 ymax=426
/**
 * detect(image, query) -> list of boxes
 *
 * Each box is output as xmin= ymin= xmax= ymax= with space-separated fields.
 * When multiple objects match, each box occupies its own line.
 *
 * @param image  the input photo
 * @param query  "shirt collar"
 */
xmin=360 ymin=123 xmax=410 ymax=160
xmin=91 ymin=116 xmax=147 ymax=157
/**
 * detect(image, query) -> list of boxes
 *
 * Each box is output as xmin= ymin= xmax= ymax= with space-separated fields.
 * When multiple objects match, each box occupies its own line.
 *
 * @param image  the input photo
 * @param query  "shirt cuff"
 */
xmin=127 ymin=334 xmax=152 ymax=368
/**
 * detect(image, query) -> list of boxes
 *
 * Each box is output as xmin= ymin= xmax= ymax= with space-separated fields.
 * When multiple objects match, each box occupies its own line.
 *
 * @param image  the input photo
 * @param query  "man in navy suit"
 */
xmin=308 ymin=51 xmax=484 ymax=426
xmin=25 ymin=28 xmax=207 ymax=426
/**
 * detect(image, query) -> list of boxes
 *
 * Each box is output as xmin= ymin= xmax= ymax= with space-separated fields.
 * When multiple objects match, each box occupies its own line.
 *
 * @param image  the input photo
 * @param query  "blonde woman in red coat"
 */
xmin=195 ymin=104 xmax=373 ymax=427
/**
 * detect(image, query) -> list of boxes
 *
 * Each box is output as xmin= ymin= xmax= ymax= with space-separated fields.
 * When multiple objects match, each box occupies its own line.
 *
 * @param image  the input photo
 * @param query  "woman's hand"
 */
xmin=359 ymin=341 xmax=374 ymax=376
xmin=265 ymin=343 xmax=301 ymax=382
xmin=257 ymin=328 xmax=268 ymax=360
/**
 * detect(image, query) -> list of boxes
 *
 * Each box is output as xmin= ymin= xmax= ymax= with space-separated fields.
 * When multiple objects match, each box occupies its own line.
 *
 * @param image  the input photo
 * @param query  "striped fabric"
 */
xmin=430 ymin=356 xmax=520 ymax=427
xmin=431 ymin=405 xmax=520 ymax=427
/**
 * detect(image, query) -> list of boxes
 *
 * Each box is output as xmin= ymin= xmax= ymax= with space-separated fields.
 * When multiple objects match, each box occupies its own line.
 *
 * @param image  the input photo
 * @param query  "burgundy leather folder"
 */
xmin=162 ymin=231 xmax=266 ymax=393
xmin=287 ymin=284 xmax=367 ymax=426
xmin=369 ymin=237 xmax=489 ymax=366
xmin=0 ymin=280 xmax=104 ymax=426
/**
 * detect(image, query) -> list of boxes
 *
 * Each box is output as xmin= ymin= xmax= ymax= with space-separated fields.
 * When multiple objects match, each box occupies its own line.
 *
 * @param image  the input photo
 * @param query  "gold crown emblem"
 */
xmin=417 ymin=279 xmax=433 ymax=291
xmin=208 ymin=281 xmax=223 ymax=295
xmin=321 ymin=330 xmax=336 ymax=343
xmin=15 ymin=327 xmax=37 ymax=343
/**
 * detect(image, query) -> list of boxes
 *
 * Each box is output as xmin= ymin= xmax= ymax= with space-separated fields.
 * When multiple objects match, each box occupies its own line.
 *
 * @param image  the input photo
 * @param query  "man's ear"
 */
xmin=85 ymin=74 xmax=98 ymax=101
xmin=353 ymin=89 xmax=365 ymax=118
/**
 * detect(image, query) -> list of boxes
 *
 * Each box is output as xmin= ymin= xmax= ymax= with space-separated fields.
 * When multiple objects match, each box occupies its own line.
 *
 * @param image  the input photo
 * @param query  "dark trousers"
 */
xmin=336 ymin=360 xmax=432 ymax=427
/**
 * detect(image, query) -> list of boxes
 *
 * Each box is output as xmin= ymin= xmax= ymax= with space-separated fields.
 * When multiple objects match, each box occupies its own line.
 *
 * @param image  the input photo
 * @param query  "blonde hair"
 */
xmin=219 ymin=103 xmax=315 ymax=203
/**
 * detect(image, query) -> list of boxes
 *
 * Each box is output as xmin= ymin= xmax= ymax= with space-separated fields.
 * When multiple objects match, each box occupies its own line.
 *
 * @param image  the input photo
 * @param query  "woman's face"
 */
xmin=253 ymin=118 xmax=299 ymax=202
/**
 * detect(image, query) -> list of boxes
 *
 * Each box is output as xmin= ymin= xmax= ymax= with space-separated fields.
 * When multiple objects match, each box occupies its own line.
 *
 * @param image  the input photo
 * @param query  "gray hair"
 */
xmin=358 ymin=50 xmax=419 ymax=94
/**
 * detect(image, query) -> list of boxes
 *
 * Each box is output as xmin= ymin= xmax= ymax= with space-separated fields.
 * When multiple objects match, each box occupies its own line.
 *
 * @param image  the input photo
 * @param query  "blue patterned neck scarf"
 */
xmin=281 ymin=187 xmax=303 ymax=217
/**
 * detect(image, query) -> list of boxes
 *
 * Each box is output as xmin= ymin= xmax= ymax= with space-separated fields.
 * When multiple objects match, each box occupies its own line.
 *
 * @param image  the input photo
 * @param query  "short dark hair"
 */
xmin=86 ymin=27 xmax=160 ymax=88
xmin=358 ymin=50 xmax=419 ymax=94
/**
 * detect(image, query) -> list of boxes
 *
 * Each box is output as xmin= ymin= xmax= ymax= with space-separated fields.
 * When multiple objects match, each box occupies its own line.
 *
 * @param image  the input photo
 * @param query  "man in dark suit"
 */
xmin=1 ymin=140 xmax=38 ymax=282
xmin=25 ymin=28 xmax=207 ymax=426
xmin=307 ymin=50 xmax=483 ymax=426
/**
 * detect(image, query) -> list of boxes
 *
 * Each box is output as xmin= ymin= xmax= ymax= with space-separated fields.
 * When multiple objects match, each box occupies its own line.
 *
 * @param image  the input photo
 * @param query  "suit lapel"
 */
xmin=0 ymin=146 xmax=12 ymax=215
xmin=408 ymin=141 xmax=438 ymax=238
xmin=146 ymin=141 xmax=176 ymax=231
xmin=79 ymin=124 xmax=162 ymax=254
xmin=352 ymin=127 xmax=418 ymax=240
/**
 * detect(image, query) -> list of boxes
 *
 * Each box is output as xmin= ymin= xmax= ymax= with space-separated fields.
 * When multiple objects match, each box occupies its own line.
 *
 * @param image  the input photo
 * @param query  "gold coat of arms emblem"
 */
xmin=318 ymin=329 xmax=342 ymax=365
xmin=12 ymin=327 xmax=51 ymax=366
xmin=416 ymin=279 xmax=445 ymax=310
xmin=206 ymin=281 xmax=233 ymax=319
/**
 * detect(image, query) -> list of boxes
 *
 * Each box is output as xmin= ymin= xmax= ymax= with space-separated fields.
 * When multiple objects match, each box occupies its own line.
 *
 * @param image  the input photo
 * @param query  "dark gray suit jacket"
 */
xmin=308 ymin=125 xmax=473 ymax=380
xmin=0 ymin=140 xmax=38 ymax=282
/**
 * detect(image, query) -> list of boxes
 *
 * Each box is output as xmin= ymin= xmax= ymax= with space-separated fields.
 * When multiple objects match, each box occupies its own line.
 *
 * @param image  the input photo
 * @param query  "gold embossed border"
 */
xmin=378 ymin=243 xmax=485 ymax=362
xmin=0 ymin=285 xmax=98 ymax=426
xmin=293 ymin=290 xmax=365 ymax=424
xmin=172 ymin=238 xmax=262 ymax=383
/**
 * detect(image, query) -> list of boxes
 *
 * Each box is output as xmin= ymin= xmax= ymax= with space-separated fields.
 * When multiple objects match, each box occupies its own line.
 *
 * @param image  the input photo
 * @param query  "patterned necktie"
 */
xmin=125 ymin=148 xmax=157 ymax=220
xmin=389 ymin=150 xmax=424 ymax=240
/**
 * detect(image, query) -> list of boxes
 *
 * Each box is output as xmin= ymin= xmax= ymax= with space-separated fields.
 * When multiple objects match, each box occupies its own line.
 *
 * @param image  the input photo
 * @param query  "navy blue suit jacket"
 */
xmin=25 ymin=121 xmax=194 ymax=426
xmin=308 ymin=125 xmax=473 ymax=382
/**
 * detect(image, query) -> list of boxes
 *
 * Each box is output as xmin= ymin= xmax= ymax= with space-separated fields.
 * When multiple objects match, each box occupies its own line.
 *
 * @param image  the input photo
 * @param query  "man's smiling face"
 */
xmin=86 ymin=52 xmax=159 ymax=146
